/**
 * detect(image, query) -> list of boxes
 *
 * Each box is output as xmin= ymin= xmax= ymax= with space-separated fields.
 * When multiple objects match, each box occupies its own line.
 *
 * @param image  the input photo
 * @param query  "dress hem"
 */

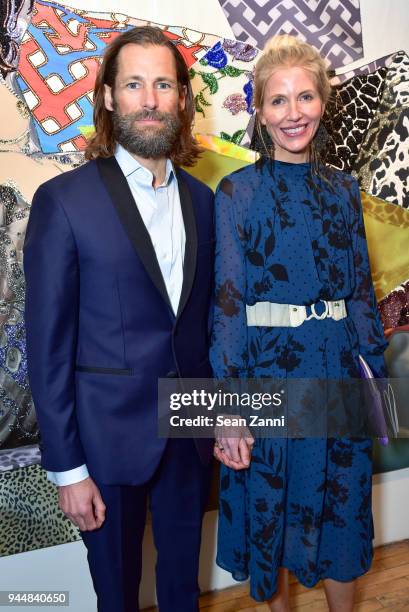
xmin=216 ymin=554 xmax=374 ymax=602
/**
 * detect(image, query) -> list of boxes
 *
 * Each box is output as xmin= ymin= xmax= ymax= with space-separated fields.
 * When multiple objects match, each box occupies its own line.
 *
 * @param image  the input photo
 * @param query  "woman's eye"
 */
xmin=271 ymin=97 xmax=285 ymax=105
xmin=300 ymin=93 xmax=314 ymax=101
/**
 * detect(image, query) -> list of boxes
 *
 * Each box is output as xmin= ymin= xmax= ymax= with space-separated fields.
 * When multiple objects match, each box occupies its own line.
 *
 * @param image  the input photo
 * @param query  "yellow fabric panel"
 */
xmin=183 ymin=134 xmax=257 ymax=192
xmin=361 ymin=191 xmax=409 ymax=301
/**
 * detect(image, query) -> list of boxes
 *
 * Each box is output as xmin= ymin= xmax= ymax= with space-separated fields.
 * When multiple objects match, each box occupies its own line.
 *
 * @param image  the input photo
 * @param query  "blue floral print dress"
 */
xmin=210 ymin=159 xmax=387 ymax=601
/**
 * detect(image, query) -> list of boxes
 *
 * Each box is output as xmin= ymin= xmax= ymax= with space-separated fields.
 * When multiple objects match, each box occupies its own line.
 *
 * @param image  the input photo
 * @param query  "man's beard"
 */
xmin=112 ymin=107 xmax=182 ymax=159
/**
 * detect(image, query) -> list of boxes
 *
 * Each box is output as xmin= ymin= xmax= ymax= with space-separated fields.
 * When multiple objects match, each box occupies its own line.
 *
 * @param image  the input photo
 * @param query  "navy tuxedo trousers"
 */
xmin=81 ymin=439 xmax=212 ymax=612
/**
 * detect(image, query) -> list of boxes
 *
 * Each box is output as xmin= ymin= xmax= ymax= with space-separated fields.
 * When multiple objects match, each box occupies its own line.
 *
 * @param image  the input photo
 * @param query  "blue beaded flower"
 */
xmin=203 ymin=42 xmax=228 ymax=69
xmin=243 ymin=79 xmax=254 ymax=113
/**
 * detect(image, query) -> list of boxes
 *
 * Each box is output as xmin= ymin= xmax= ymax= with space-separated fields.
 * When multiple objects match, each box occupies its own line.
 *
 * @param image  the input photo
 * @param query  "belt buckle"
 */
xmin=307 ymin=300 xmax=329 ymax=321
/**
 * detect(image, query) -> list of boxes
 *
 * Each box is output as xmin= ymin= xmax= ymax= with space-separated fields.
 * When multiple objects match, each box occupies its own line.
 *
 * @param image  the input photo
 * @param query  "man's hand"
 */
xmin=58 ymin=477 xmax=106 ymax=531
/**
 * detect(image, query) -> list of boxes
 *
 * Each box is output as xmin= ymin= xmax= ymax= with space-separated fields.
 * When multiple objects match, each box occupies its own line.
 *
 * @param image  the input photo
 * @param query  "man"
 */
xmin=24 ymin=26 xmax=214 ymax=612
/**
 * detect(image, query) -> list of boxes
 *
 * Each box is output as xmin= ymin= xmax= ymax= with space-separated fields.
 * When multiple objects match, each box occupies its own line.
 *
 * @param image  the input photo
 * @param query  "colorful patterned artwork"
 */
xmin=1 ymin=0 xmax=409 ymax=560
xmin=0 ymin=181 xmax=39 ymax=452
xmin=190 ymin=39 xmax=258 ymax=145
xmin=185 ymin=134 xmax=258 ymax=191
xmin=13 ymin=0 xmax=217 ymax=154
xmin=323 ymin=68 xmax=388 ymax=173
xmin=0 ymin=0 xmax=34 ymax=76
xmin=0 ymin=30 xmax=78 ymax=556
xmin=360 ymin=191 xmax=409 ymax=304
xmin=353 ymin=52 xmax=409 ymax=209
xmin=379 ymin=280 xmax=409 ymax=334
xmin=219 ymin=0 xmax=363 ymax=68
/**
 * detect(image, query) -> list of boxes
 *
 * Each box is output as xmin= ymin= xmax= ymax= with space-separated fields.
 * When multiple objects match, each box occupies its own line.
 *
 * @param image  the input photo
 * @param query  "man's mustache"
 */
xmin=126 ymin=110 xmax=171 ymax=122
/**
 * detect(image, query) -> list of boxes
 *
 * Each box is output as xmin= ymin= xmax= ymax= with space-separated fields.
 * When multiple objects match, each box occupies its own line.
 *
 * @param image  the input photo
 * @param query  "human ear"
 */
xmin=179 ymin=85 xmax=187 ymax=112
xmin=104 ymin=84 xmax=114 ymax=111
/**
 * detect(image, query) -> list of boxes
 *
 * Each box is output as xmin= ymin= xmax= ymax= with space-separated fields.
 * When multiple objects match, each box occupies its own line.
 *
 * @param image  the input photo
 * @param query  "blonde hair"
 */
xmin=254 ymin=34 xmax=331 ymax=111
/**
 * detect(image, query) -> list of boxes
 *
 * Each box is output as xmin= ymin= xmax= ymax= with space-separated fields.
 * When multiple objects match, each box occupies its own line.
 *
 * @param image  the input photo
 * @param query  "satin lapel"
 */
xmin=176 ymin=169 xmax=198 ymax=319
xmin=96 ymin=156 xmax=172 ymax=311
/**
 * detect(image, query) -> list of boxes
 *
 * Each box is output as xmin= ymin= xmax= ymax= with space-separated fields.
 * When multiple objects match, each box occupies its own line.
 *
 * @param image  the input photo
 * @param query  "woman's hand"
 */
xmin=214 ymin=421 xmax=255 ymax=469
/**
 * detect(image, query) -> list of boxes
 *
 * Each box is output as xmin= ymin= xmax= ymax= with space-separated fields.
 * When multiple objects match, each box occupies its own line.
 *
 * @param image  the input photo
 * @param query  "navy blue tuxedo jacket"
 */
xmin=24 ymin=156 xmax=214 ymax=485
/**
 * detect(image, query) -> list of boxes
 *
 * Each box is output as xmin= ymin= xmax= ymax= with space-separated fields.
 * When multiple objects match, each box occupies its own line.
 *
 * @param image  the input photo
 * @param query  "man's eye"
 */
xmin=127 ymin=82 xmax=141 ymax=89
xmin=157 ymin=82 xmax=171 ymax=90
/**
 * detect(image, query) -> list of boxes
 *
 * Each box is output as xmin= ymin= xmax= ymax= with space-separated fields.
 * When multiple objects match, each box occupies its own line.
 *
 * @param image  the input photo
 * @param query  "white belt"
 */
xmin=246 ymin=299 xmax=347 ymax=327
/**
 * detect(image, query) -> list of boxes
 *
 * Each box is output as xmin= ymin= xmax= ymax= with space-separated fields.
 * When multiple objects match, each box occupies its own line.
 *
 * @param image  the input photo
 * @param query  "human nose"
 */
xmin=287 ymin=99 xmax=302 ymax=121
xmin=142 ymin=85 xmax=158 ymax=110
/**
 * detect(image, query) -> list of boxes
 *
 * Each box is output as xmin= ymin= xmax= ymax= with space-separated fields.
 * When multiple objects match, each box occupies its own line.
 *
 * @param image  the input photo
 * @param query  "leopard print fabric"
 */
xmin=323 ymin=67 xmax=387 ymax=173
xmin=0 ymin=463 xmax=80 ymax=556
xmin=353 ymin=51 xmax=409 ymax=209
xmin=0 ymin=443 xmax=40 ymax=471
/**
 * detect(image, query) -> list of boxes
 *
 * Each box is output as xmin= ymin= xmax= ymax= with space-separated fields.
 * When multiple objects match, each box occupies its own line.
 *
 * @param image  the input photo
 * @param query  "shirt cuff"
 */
xmin=47 ymin=464 xmax=89 ymax=486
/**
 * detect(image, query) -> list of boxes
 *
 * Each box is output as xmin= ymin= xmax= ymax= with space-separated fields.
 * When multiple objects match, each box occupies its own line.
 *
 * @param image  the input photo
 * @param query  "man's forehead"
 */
xmin=116 ymin=43 xmax=177 ymax=76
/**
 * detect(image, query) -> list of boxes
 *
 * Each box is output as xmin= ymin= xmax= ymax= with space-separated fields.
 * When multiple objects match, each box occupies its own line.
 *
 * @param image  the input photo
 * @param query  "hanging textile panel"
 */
xmin=219 ymin=0 xmax=363 ymax=68
xmin=353 ymin=51 xmax=409 ymax=209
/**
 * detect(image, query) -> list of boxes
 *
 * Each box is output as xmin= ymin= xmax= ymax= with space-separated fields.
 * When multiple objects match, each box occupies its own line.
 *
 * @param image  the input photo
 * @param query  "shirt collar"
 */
xmin=115 ymin=144 xmax=175 ymax=188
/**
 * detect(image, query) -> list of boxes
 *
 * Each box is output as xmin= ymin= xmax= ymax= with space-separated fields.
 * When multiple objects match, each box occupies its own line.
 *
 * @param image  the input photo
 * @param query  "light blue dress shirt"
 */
xmin=47 ymin=145 xmax=186 ymax=486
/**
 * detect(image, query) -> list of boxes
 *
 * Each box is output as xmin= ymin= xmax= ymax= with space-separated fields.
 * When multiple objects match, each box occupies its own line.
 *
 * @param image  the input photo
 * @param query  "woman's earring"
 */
xmin=310 ymin=122 xmax=328 ymax=172
xmin=253 ymin=115 xmax=275 ymax=160
xmin=314 ymin=122 xmax=329 ymax=153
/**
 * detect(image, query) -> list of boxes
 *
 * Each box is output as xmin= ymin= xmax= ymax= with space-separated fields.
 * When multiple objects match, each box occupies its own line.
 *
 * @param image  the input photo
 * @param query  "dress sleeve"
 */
xmin=209 ymin=177 xmax=248 ymax=378
xmin=347 ymin=178 xmax=388 ymax=377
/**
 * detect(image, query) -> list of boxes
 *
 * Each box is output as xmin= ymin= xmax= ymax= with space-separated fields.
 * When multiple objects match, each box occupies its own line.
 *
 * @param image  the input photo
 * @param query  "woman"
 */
xmin=210 ymin=35 xmax=387 ymax=611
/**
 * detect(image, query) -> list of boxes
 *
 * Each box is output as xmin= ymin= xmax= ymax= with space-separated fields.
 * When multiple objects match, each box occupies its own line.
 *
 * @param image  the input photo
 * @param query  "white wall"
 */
xmin=1 ymin=473 xmax=409 ymax=611
xmin=372 ymin=468 xmax=409 ymax=546
xmin=339 ymin=0 xmax=409 ymax=72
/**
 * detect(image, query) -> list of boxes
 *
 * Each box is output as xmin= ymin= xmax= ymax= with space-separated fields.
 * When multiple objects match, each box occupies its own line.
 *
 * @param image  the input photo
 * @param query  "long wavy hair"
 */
xmin=85 ymin=26 xmax=200 ymax=166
